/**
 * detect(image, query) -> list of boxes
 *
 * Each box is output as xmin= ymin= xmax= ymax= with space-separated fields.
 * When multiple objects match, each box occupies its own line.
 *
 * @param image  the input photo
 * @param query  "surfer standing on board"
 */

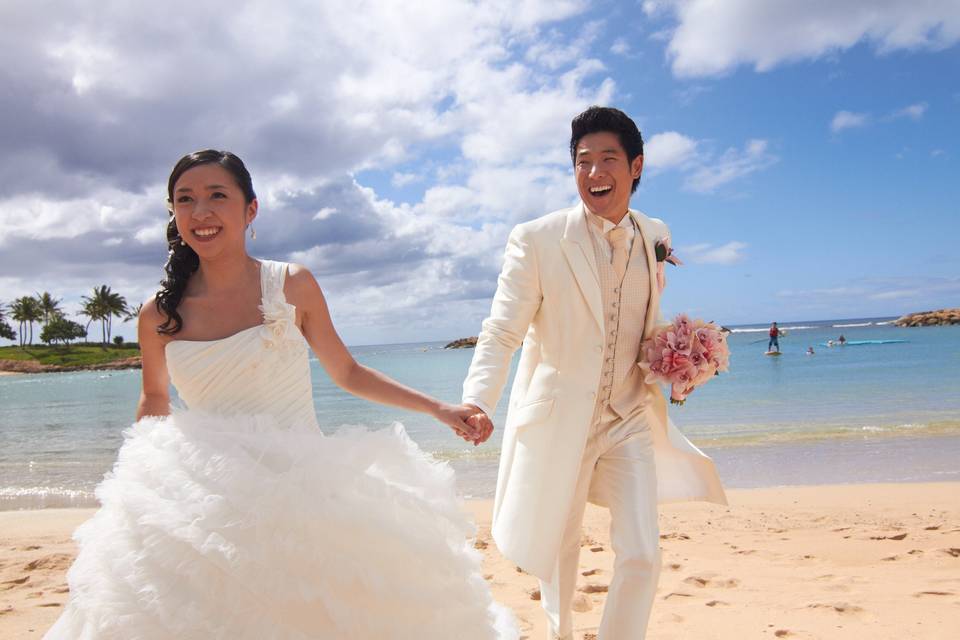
xmin=768 ymin=322 xmax=782 ymax=352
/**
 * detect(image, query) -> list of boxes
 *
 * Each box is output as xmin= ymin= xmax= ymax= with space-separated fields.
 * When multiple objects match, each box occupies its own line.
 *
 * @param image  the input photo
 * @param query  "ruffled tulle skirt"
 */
xmin=45 ymin=412 xmax=516 ymax=640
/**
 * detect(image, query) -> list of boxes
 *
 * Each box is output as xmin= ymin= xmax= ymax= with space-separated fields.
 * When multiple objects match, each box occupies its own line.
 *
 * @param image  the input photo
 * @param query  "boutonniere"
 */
xmin=655 ymin=238 xmax=682 ymax=266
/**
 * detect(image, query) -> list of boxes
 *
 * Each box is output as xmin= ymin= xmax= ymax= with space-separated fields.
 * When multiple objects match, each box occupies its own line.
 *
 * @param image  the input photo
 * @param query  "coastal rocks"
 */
xmin=444 ymin=336 xmax=478 ymax=349
xmin=0 ymin=356 xmax=142 ymax=374
xmin=894 ymin=308 xmax=960 ymax=327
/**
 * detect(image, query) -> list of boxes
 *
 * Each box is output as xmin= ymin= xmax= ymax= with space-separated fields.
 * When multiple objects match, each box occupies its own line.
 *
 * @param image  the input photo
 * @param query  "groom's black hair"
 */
xmin=570 ymin=106 xmax=644 ymax=193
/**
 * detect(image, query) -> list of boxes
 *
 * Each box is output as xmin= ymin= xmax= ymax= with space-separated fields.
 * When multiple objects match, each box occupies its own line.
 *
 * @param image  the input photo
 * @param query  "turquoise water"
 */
xmin=1 ymin=318 xmax=958 ymax=508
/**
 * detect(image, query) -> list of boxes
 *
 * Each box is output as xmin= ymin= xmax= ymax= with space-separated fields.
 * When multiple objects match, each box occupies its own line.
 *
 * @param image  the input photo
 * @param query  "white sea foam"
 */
xmin=729 ymin=325 xmax=818 ymax=333
xmin=834 ymin=322 xmax=874 ymax=328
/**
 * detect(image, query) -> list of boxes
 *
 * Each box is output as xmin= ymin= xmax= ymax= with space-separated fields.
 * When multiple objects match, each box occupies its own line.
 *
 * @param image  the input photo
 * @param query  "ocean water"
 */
xmin=1 ymin=317 xmax=958 ymax=509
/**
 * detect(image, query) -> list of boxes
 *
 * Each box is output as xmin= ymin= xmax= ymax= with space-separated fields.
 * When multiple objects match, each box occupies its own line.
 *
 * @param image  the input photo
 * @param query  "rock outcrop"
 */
xmin=894 ymin=309 xmax=960 ymax=327
xmin=0 ymin=356 xmax=142 ymax=374
xmin=444 ymin=337 xmax=478 ymax=349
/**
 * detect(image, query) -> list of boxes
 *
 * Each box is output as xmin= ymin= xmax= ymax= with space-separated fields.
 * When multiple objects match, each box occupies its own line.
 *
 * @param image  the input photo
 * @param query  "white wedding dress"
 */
xmin=46 ymin=260 xmax=516 ymax=640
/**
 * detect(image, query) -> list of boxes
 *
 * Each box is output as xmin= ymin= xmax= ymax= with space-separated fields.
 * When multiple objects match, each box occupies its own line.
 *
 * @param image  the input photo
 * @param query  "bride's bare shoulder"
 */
xmin=284 ymin=263 xmax=325 ymax=304
xmin=137 ymin=296 xmax=169 ymax=346
xmin=138 ymin=296 xmax=164 ymax=327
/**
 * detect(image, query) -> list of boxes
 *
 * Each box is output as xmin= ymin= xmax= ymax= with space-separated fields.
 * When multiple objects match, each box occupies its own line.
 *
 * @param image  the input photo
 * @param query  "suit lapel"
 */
xmin=560 ymin=204 xmax=603 ymax=332
xmin=631 ymin=210 xmax=661 ymax=340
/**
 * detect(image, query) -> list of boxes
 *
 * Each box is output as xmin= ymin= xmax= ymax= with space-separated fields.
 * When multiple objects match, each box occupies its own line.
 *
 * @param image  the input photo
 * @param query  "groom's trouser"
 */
xmin=540 ymin=408 xmax=660 ymax=640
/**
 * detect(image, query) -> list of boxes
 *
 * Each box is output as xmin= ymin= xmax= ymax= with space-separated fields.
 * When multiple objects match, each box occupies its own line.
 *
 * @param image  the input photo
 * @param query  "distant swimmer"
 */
xmin=838 ymin=334 xmax=847 ymax=345
xmin=767 ymin=322 xmax=781 ymax=353
xmin=807 ymin=346 xmax=815 ymax=355
xmin=827 ymin=340 xmax=834 ymax=347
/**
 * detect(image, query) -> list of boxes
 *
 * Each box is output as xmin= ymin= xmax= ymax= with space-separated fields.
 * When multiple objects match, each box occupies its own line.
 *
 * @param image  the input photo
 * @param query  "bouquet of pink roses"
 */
xmin=638 ymin=314 xmax=730 ymax=405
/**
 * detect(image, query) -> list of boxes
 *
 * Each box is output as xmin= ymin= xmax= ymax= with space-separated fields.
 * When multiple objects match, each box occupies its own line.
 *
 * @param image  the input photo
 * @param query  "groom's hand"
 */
xmin=464 ymin=405 xmax=494 ymax=445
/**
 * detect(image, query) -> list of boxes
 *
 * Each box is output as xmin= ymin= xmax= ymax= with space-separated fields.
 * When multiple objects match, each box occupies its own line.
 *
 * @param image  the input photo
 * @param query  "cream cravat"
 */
xmin=606 ymin=227 xmax=628 ymax=281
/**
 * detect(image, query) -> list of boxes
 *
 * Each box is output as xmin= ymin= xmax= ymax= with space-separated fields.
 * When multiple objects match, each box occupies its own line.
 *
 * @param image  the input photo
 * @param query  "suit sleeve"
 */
xmin=462 ymin=225 xmax=543 ymax=417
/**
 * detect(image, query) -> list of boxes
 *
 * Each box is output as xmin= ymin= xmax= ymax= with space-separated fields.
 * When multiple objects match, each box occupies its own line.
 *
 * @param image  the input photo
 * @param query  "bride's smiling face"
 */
xmin=172 ymin=163 xmax=257 ymax=258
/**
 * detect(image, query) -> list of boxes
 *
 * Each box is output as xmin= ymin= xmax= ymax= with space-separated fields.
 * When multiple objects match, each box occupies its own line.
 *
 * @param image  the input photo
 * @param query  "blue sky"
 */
xmin=1 ymin=1 xmax=957 ymax=345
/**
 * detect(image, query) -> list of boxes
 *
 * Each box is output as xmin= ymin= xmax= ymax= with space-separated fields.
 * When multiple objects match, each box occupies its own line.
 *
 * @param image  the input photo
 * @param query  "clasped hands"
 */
xmin=434 ymin=403 xmax=494 ymax=446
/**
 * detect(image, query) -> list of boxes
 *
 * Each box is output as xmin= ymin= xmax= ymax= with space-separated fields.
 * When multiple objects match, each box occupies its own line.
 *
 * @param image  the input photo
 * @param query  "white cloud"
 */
xmin=654 ymin=0 xmax=960 ymax=77
xmin=0 ymin=0 xmax=622 ymax=344
xmin=390 ymin=173 xmax=421 ymax=188
xmin=684 ymin=139 xmax=777 ymax=193
xmin=776 ymin=277 xmax=960 ymax=306
xmin=831 ymin=111 xmax=870 ymax=133
xmin=610 ymin=38 xmax=632 ymax=57
xmin=313 ymin=207 xmax=338 ymax=221
xmin=645 ymin=131 xmax=698 ymax=171
xmin=894 ymin=102 xmax=929 ymax=120
xmin=679 ymin=241 xmax=747 ymax=265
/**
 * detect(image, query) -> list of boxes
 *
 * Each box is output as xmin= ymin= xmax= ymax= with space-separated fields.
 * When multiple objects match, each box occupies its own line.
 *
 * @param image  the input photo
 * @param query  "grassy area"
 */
xmin=0 ymin=343 xmax=140 ymax=367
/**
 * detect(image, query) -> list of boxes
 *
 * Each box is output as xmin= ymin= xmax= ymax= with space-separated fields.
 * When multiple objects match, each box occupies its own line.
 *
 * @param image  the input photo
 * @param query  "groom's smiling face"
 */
xmin=574 ymin=131 xmax=643 ymax=223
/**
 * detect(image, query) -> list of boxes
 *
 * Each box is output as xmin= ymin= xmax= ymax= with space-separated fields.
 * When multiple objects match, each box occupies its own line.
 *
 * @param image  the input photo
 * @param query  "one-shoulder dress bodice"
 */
xmin=164 ymin=259 xmax=318 ymax=430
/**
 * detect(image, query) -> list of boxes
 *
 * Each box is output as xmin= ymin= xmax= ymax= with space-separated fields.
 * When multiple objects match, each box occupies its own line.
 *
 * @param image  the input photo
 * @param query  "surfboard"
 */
xmin=765 ymin=350 xmax=782 ymax=356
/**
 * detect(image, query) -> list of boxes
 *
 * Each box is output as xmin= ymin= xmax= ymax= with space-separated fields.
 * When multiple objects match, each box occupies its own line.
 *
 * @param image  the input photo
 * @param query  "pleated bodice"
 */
xmin=164 ymin=260 xmax=318 ymax=431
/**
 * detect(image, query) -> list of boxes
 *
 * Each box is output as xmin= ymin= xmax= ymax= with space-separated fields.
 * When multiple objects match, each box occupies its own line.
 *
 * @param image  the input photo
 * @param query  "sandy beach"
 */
xmin=1 ymin=483 xmax=957 ymax=639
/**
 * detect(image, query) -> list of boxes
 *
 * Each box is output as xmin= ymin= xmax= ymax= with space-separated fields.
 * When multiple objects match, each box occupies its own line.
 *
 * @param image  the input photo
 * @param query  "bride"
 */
xmin=45 ymin=150 xmax=511 ymax=639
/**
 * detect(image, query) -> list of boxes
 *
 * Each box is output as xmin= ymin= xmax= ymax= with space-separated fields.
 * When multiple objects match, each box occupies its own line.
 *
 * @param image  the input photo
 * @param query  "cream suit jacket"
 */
xmin=463 ymin=203 xmax=727 ymax=581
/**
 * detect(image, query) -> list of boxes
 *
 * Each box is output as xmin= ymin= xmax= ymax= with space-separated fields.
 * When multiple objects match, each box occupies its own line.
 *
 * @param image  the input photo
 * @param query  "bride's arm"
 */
xmin=136 ymin=297 xmax=171 ymax=420
xmin=285 ymin=264 xmax=480 ymax=441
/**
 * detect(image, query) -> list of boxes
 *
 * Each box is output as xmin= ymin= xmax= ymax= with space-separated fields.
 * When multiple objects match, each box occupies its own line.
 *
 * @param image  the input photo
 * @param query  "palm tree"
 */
xmin=35 ymin=292 xmax=63 ymax=326
xmin=11 ymin=296 xmax=42 ymax=346
xmin=81 ymin=285 xmax=128 ymax=345
xmin=0 ymin=301 xmax=15 ymax=341
xmin=124 ymin=302 xmax=143 ymax=323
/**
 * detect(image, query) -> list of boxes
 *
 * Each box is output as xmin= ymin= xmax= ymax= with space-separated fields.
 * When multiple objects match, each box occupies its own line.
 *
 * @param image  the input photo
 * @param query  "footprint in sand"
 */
xmin=684 ymin=574 xmax=739 ymax=589
xmin=913 ymin=591 xmax=954 ymax=597
xmin=869 ymin=533 xmax=908 ymax=541
xmin=0 ymin=605 xmax=13 ymax=616
xmin=2 ymin=576 xmax=30 ymax=590
xmin=659 ymin=533 xmax=691 ymax=541
xmin=941 ymin=548 xmax=960 ymax=557
xmin=705 ymin=600 xmax=729 ymax=607
xmin=664 ymin=592 xmax=694 ymax=600
xmin=774 ymin=630 xmax=793 ymax=637
xmin=571 ymin=593 xmax=593 ymax=612
xmin=37 ymin=602 xmax=62 ymax=608
xmin=579 ymin=584 xmax=608 ymax=594
xmin=581 ymin=568 xmax=600 ymax=577
xmin=24 ymin=553 xmax=73 ymax=572
xmin=807 ymin=602 xmax=864 ymax=614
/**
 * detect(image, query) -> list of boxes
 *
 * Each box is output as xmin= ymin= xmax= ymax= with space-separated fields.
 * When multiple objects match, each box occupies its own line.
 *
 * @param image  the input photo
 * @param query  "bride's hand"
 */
xmin=432 ymin=403 xmax=483 ymax=444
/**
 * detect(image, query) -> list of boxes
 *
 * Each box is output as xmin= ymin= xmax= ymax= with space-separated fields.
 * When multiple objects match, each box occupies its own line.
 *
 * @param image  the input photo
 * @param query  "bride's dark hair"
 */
xmin=155 ymin=150 xmax=257 ymax=335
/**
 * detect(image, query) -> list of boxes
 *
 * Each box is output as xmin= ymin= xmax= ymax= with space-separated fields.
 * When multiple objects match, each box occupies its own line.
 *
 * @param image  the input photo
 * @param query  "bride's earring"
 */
xmin=250 ymin=226 xmax=256 ymax=240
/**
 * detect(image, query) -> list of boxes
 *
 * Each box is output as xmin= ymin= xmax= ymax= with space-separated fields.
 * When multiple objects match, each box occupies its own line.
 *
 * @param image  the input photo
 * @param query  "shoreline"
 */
xmin=2 ymin=482 xmax=958 ymax=639
xmin=4 ymin=431 xmax=960 ymax=511
xmin=0 ymin=357 xmax=141 ymax=375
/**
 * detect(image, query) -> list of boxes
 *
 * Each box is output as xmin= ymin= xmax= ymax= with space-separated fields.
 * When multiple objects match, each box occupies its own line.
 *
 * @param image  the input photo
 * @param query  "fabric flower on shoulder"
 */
xmin=259 ymin=298 xmax=299 ymax=349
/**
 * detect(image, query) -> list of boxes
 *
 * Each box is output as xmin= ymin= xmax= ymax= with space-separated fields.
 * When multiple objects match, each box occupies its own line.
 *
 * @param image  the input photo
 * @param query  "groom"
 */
xmin=462 ymin=106 xmax=727 ymax=639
